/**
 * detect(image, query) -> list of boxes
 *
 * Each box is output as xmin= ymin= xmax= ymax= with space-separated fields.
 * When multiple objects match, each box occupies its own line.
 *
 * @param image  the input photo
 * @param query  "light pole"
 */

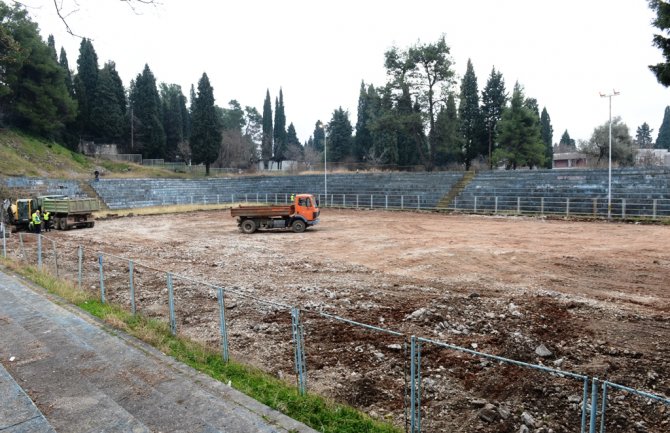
xmin=600 ymin=90 xmax=619 ymax=219
xmin=321 ymin=123 xmax=327 ymax=201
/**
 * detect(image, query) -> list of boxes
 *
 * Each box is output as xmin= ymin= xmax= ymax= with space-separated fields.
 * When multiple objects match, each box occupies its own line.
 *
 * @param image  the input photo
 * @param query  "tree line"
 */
xmin=2 ymin=1 xmax=670 ymax=174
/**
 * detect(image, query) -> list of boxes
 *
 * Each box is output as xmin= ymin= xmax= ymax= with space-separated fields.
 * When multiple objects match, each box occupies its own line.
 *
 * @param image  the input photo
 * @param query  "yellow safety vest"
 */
xmin=32 ymin=212 xmax=41 ymax=225
xmin=43 ymin=212 xmax=49 ymax=221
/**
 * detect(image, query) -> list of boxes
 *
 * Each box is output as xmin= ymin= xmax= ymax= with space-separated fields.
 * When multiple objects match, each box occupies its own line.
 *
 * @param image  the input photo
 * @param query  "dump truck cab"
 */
xmin=231 ymin=193 xmax=320 ymax=233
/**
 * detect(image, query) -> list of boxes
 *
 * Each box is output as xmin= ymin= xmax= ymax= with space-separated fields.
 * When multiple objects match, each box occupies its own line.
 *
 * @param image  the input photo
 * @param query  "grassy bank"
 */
xmin=0 ymin=258 xmax=400 ymax=433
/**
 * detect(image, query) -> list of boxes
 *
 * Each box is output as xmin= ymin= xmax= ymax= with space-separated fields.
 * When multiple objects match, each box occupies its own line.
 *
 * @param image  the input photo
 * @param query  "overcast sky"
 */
xmin=24 ymin=0 xmax=669 ymax=146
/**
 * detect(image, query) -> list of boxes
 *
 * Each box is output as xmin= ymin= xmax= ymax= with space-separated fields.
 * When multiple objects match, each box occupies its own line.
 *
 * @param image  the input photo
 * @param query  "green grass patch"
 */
xmin=0 ymin=259 xmax=400 ymax=433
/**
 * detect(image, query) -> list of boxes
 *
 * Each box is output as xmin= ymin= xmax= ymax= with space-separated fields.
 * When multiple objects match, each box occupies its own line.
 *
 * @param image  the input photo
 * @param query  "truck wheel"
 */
xmin=291 ymin=220 xmax=306 ymax=233
xmin=58 ymin=218 xmax=67 ymax=230
xmin=241 ymin=219 xmax=257 ymax=234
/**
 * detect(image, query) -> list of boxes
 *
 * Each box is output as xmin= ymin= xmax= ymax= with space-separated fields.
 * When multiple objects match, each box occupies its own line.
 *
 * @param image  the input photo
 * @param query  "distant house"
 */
xmin=553 ymin=152 xmax=588 ymax=169
xmin=636 ymin=148 xmax=670 ymax=167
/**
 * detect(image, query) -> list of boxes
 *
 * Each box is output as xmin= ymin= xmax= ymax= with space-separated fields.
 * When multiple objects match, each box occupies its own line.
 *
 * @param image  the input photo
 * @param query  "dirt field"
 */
xmin=41 ymin=209 xmax=670 ymax=432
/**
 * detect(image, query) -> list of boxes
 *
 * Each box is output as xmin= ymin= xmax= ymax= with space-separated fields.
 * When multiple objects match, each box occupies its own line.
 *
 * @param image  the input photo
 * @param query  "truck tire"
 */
xmin=241 ymin=219 xmax=257 ymax=234
xmin=291 ymin=220 xmax=306 ymax=233
xmin=58 ymin=218 xmax=67 ymax=230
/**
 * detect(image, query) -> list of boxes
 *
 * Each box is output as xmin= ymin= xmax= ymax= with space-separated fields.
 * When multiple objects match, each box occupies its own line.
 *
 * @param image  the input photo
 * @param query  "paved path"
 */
xmin=0 ymin=269 xmax=316 ymax=433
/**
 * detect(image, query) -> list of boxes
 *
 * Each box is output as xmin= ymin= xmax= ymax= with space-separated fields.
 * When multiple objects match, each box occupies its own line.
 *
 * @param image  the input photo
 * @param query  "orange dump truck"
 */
xmin=230 ymin=193 xmax=320 ymax=233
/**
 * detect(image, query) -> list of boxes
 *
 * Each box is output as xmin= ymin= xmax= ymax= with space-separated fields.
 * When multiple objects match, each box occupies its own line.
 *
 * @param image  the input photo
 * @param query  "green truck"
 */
xmin=2 ymin=195 xmax=99 ymax=232
xmin=40 ymin=196 xmax=100 ymax=230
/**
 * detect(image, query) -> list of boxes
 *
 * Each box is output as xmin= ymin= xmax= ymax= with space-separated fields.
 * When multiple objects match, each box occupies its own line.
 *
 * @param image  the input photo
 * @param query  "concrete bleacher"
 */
xmin=90 ymin=172 xmax=465 ymax=210
xmin=1 ymin=177 xmax=84 ymax=198
xmin=452 ymin=167 xmax=670 ymax=217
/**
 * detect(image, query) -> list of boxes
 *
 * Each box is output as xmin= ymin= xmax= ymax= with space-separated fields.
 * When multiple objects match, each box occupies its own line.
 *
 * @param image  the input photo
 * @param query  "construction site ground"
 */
xmin=16 ymin=208 xmax=670 ymax=432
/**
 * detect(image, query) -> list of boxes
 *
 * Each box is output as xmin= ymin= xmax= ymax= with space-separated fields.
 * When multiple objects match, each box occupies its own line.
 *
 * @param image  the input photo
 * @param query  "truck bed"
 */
xmin=230 ymin=205 xmax=294 ymax=218
xmin=42 ymin=198 xmax=100 ymax=214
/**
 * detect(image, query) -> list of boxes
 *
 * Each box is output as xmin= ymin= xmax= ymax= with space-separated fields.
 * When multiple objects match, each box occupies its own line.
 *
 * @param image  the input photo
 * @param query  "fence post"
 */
xmin=37 ymin=234 xmax=42 ymax=270
xmin=494 ymin=196 xmax=498 ymax=214
xmin=589 ymin=378 xmax=599 ymax=433
xmin=566 ymin=198 xmax=570 ymax=217
xmin=356 ymin=194 xmax=359 ymax=209
xmin=291 ymin=308 xmax=307 ymax=395
xmin=581 ymin=377 xmax=589 ymax=433
xmin=409 ymin=335 xmax=422 ymax=433
xmin=2 ymin=223 xmax=6 ymax=258
xmin=385 ymin=195 xmax=388 ymax=209
xmin=370 ymin=194 xmax=374 ymax=209
xmin=401 ymin=195 xmax=404 ymax=210
xmin=217 ymin=288 xmax=229 ymax=362
xmin=167 ymin=273 xmax=176 ymax=336
xmin=78 ymin=246 xmax=83 ymax=291
xmin=98 ymin=254 xmax=105 ymax=304
xmin=129 ymin=260 xmax=136 ymax=315
xmin=417 ymin=195 xmax=420 ymax=210
xmin=52 ymin=240 xmax=59 ymax=277
xmin=474 ymin=196 xmax=478 ymax=213
xmin=190 ymin=195 xmax=193 ymax=205
xmin=653 ymin=199 xmax=657 ymax=219
xmin=593 ymin=198 xmax=598 ymax=217
xmin=599 ymin=382 xmax=609 ymax=433
xmin=19 ymin=232 xmax=24 ymax=258
xmin=541 ymin=197 xmax=545 ymax=215
xmin=343 ymin=194 xmax=346 ymax=208
xmin=621 ymin=198 xmax=626 ymax=219
xmin=517 ymin=197 xmax=521 ymax=214
xmin=217 ymin=194 xmax=220 ymax=204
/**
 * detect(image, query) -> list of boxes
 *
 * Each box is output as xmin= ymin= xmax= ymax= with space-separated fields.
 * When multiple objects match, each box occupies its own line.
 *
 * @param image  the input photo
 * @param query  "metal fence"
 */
xmin=1 ymin=227 xmax=668 ymax=432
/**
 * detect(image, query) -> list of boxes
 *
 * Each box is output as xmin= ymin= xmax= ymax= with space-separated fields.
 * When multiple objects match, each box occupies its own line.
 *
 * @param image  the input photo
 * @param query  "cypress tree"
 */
xmin=434 ymin=93 xmax=463 ymax=166
xmin=540 ymin=108 xmax=553 ymax=168
xmin=160 ymin=83 xmax=187 ymax=160
xmin=261 ymin=90 xmax=273 ymax=168
xmin=190 ymin=72 xmax=221 ymax=175
xmin=129 ymin=64 xmax=165 ymax=158
xmin=90 ymin=63 xmax=125 ymax=143
xmin=481 ymin=67 xmax=507 ymax=168
xmin=459 ymin=59 xmax=482 ymax=169
xmin=58 ymin=47 xmax=74 ymax=97
xmin=74 ymin=38 xmax=99 ymax=139
xmin=558 ymin=130 xmax=576 ymax=151
xmin=656 ymin=106 xmax=670 ymax=149
xmin=47 ymin=34 xmax=57 ymax=62
xmin=273 ymin=89 xmax=287 ymax=166
xmin=354 ymin=81 xmax=372 ymax=162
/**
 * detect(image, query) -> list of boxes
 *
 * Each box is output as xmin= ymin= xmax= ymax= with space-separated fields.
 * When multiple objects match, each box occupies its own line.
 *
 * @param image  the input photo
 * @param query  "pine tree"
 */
xmin=540 ymin=108 xmax=553 ymax=168
xmin=558 ymin=130 xmax=576 ymax=151
xmin=74 ymin=38 xmax=99 ymax=139
xmin=0 ymin=4 xmax=76 ymax=138
xmin=635 ymin=122 xmax=654 ymax=148
xmin=286 ymin=122 xmax=302 ymax=161
xmin=312 ymin=121 xmax=325 ymax=153
xmin=327 ymin=107 xmax=353 ymax=163
xmin=261 ymin=90 xmax=273 ymax=168
xmin=190 ymin=72 xmax=221 ymax=175
xmin=273 ymin=89 xmax=287 ymax=166
xmin=459 ymin=59 xmax=482 ymax=169
xmin=656 ymin=106 xmax=670 ymax=149
xmin=649 ymin=0 xmax=670 ymax=86
xmin=495 ymin=82 xmax=545 ymax=169
xmin=481 ymin=67 xmax=507 ymax=168
xmin=129 ymin=64 xmax=165 ymax=158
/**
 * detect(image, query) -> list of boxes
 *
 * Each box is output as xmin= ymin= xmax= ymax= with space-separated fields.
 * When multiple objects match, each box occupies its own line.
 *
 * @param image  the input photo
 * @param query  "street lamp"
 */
xmin=599 ymin=90 xmax=620 ymax=219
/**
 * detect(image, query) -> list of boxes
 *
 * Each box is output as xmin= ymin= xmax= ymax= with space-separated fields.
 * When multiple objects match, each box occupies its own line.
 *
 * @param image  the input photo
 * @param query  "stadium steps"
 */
xmin=436 ymin=170 xmax=476 ymax=210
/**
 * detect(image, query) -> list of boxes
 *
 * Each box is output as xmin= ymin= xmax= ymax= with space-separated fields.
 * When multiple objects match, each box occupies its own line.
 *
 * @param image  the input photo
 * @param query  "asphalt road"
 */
xmin=0 ymin=268 xmax=316 ymax=433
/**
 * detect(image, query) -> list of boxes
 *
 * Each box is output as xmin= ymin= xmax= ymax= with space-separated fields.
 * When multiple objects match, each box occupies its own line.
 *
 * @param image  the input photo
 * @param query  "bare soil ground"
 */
xmin=35 ymin=209 xmax=670 ymax=432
